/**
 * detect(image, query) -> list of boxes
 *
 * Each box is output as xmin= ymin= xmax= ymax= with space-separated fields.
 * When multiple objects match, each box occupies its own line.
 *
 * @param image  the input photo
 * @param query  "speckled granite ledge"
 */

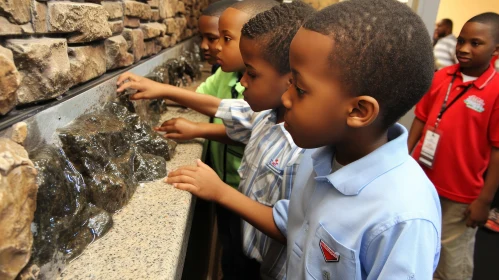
xmin=60 ymin=107 xmax=209 ymax=280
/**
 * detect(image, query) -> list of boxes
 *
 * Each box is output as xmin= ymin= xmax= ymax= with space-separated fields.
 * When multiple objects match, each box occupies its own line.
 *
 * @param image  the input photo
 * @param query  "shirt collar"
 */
xmin=446 ymin=64 xmax=497 ymax=89
xmin=311 ymin=123 xmax=409 ymax=196
xmin=227 ymin=72 xmax=245 ymax=94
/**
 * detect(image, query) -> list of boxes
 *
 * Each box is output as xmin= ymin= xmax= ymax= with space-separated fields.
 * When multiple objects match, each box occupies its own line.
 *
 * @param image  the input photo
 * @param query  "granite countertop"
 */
xmin=60 ymin=107 xmax=209 ymax=280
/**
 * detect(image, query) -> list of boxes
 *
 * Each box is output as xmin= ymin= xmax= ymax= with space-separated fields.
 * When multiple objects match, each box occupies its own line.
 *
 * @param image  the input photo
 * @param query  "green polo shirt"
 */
xmin=196 ymin=68 xmax=245 ymax=189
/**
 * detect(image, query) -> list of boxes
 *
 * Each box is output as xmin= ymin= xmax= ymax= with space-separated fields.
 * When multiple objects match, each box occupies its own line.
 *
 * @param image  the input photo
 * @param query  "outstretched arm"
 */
xmin=116 ymin=72 xmax=221 ymax=117
xmin=167 ymin=159 xmax=286 ymax=244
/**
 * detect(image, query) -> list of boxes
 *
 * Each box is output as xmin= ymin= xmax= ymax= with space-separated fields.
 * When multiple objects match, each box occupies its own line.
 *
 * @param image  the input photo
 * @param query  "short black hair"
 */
xmin=241 ymin=1 xmax=315 ymax=74
xmin=467 ymin=12 xmax=499 ymax=43
xmin=202 ymin=0 xmax=239 ymax=17
xmin=231 ymin=0 xmax=279 ymax=18
xmin=441 ymin=18 xmax=453 ymax=32
xmin=303 ymin=0 xmax=434 ymax=128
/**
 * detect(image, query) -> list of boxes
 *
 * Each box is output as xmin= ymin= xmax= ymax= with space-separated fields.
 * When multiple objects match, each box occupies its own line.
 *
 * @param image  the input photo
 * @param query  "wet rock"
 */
xmin=102 ymin=1 xmax=123 ymax=20
xmin=0 ymin=138 xmax=38 ymax=280
xmin=57 ymin=103 xmax=173 ymax=211
xmin=141 ymin=22 xmax=166 ymax=39
xmin=47 ymin=2 xmax=112 ymax=43
xmin=122 ymin=28 xmax=145 ymax=63
xmin=105 ymin=35 xmax=134 ymax=70
xmin=68 ymin=43 xmax=107 ymax=86
xmin=0 ymin=16 xmax=33 ymax=35
xmin=0 ymin=0 xmax=31 ymax=24
xmin=124 ymin=0 xmax=152 ymax=20
xmin=31 ymin=0 xmax=48 ymax=33
xmin=109 ymin=20 xmax=124 ymax=34
xmin=5 ymin=38 xmax=72 ymax=105
xmin=0 ymin=46 xmax=19 ymax=115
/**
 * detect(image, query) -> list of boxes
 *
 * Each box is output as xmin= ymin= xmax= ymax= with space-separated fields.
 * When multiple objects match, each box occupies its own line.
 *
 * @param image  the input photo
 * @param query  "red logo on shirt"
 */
xmin=271 ymin=159 xmax=279 ymax=167
xmin=320 ymin=240 xmax=340 ymax=262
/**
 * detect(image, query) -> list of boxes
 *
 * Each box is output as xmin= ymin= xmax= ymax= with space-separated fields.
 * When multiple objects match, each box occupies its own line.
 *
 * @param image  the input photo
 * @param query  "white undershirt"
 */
xmin=462 ymin=73 xmax=479 ymax=83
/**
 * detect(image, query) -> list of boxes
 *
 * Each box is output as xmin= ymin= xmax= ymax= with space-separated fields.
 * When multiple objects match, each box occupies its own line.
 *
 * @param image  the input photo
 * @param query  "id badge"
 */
xmin=418 ymin=127 xmax=442 ymax=169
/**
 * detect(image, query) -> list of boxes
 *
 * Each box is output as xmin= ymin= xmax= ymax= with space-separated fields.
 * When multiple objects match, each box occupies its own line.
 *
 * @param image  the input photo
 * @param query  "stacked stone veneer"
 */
xmin=0 ymin=0 xmax=208 ymax=115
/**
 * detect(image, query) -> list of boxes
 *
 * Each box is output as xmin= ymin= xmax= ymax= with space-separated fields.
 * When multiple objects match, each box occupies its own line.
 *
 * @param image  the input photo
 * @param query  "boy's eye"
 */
xmin=208 ymin=37 xmax=219 ymax=43
xmin=294 ymin=84 xmax=306 ymax=96
xmin=471 ymin=41 xmax=480 ymax=47
xmin=224 ymin=36 xmax=232 ymax=42
xmin=247 ymin=72 xmax=256 ymax=78
xmin=457 ymin=38 xmax=464 ymax=44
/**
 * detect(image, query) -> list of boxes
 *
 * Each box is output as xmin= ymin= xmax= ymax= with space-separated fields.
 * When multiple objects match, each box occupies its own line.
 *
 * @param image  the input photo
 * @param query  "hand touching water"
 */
xmin=155 ymin=118 xmax=201 ymax=140
xmin=116 ymin=72 xmax=170 ymax=100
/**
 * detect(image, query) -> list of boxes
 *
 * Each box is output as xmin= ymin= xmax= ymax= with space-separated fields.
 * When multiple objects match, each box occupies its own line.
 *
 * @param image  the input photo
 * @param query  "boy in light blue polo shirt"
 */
xmin=167 ymin=0 xmax=441 ymax=278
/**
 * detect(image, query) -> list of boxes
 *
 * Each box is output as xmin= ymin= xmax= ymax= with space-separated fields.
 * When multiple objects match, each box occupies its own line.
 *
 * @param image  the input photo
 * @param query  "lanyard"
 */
xmin=434 ymin=74 xmax=473 ymax=128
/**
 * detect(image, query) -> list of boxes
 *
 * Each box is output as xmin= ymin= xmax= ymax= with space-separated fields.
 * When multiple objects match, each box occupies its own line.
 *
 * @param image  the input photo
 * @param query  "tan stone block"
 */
xmin=151 ymin=9 xmax=160 ymax=21
xmin=164 ymin=17 xmax=176 ymax=35
xmin=144 ymin=40 xmax=162 ymax=57
xmin=174 ymin=16 xmax=187 ymax=37
xmin=0 ymin=16 xmax=33 ymax=35
xmin=158 ymin=0 xmax=177 ymax=19
xmin=156 ymin=35 xmax=172 ymax=49
xmin=5 ymin=38 xmax=72 ymax=105
xmin=0 ymin=0 xmax=31 ymax=24
xmin=122 ymin=28 xmax=145 ymax=63
xmin=31 ymin=0 xmax=48 ymax=33
xmin=47 ymin=2 xmax=112 ymax=43
xmin=11 ymin=122 xmax=28 ymax=145
xmin=0 ymin=46 xmax=19 ymax=115
xmin=176 ymin=1 xmax=185 ymax=14
xmin=124 ymin=0 xmax=152 ymax=20
xmin=0 ymin=138 xmax=37 ymax=280
xmin=102 ymin=1 xmax=124 ymax=20
xmin=109 ymin=20 xmax=124 ymax=34
xmin=105 ymin=35 xmax=134 ymax=70
xmin=68 ymin=44 xmax=107 ymax=86
xmin=148 ymin=0 xmax=159 ymax=8
xmin=140 ymin=22 xmax=166 ymax=39
xmin=124 ymin=16 xmax=140 ymax=28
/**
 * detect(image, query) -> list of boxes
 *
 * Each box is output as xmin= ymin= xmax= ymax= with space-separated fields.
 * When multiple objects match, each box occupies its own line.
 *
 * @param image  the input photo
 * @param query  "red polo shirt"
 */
xmin=413 ymin=64 xmax=499 ymax=204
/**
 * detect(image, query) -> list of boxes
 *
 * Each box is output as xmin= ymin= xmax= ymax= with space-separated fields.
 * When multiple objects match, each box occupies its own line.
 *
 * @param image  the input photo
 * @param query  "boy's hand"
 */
xmin=166 ymin=159 xmax=228 ymax=202
xmin=155 ymin=118 xmax=201 ymax=140
xmin=464 ymin=198 xmax=490 ymax=228
xmin=116 ymin=72 xmax=168 ymax=100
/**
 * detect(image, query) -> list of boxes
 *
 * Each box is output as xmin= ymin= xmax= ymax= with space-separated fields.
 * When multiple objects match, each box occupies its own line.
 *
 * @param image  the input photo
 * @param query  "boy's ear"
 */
xmin=493 ymin=43 xmax=499 ymax=56
xmin=346 ymin=96 xmax=380 ymax=128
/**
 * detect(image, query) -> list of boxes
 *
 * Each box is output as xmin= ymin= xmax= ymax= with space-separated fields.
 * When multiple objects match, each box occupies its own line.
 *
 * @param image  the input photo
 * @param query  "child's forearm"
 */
xmin=197 ymin=123 xmax=243 ymax=145
xmin=477 ymin=147 xmax=499 ymax=205
xmin=158 ymin=85 xmax=221 ymax=117
xmin=217 ymin=186 xmax=286 ymax=244
xmin=407 ymin=117 xmax=425 ymax=153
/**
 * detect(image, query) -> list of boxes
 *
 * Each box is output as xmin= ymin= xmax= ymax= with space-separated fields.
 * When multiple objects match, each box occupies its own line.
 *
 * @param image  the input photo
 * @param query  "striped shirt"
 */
xmin=215 ymin=99 xmax=304 ymax=279
xmin=434 ymin=34 xmax=457 ymax=70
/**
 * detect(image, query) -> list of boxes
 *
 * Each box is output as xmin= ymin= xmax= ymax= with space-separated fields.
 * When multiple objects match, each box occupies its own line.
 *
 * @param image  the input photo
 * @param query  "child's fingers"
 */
xmin=116 ymin=81 xmax=139 ymax=93
xmin=116 ymin=72 xmax=138 ymax=85
xmin=172 ymin=182 xmax=197 ymax=194
xmin=167 ymin=165 xmax=198 ymax=177
xmin=163 ymin=133 xmax=184 ymax=140
xmin=166 ymin=174 xmax=197 ymax=185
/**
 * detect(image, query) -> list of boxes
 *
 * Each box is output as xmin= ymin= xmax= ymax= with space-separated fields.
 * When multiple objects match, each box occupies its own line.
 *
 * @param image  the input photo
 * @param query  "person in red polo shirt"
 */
xmin=408 ymin=13 xmax=499 ymax=280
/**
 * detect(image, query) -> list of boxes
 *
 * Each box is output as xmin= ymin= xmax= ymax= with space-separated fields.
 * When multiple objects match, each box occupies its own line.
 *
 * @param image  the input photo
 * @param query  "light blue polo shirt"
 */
xmin=273 ymin=123 xmax=441 ymax=279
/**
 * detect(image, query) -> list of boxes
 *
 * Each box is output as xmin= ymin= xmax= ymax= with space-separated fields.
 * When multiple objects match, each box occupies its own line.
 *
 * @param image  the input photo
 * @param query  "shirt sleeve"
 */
xmin=363 ymin=219 xmax=440 ymax=279
xmin=215 ymin=99 xmax=257 ymax=145
xmin=272 ymin=199 xmax=289 ymax=238
xmin=489 ymin=96 xmax=499 ymax=147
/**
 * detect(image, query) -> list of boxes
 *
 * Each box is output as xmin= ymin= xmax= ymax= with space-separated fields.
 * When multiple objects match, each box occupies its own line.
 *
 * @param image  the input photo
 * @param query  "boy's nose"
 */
xmin=215 ymin=41 xmax=222 ymax=52
xmin=281 ymin=87 xmax=292 ymax=109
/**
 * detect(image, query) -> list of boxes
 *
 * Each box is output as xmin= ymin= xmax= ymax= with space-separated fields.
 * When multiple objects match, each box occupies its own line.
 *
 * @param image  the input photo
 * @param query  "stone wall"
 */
xmin=0 ymin=0 xmax=208 ymax=115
